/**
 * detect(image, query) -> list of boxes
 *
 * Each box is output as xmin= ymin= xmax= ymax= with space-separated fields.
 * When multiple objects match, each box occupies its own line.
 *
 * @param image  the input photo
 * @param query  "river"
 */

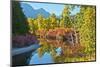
xmin=28 ymin=39 xmax=65 ymax=65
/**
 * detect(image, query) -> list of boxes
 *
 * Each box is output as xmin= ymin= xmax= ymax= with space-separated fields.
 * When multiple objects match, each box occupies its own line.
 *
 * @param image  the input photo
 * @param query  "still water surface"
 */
xmin=29 ymin=39 xmax=63 ymax=64
xmin=29 ymin=47 xmax=62 ymax=64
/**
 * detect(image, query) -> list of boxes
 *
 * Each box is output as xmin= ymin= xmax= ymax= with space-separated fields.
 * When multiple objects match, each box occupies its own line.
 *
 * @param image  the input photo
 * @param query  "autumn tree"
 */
xmin=75 ymin=6 xmax=96 ymax=58
xmin=49 ymin=13 xmax=57 ymax=29
xmin=60 ymin=5 xmax=71 ymax=28
xmin=36 ymin=14 xmax=45 ymax=30
xmin=27 ymin=18 xmax=38 ymax=34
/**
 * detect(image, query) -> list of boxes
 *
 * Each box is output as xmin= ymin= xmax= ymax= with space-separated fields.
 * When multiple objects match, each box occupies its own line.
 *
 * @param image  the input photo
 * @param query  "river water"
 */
xmin=29 ymin=39 xmax=64 ymax=65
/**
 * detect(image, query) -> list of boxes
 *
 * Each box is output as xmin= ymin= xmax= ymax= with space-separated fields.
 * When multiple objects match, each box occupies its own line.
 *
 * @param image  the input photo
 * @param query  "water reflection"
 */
xmin=56 ymin=47 xmax=62 ymax=56
xmin=29 ymin=38 xmax=83 ymax=64
xmin=29 ymin=38 xmax=65 ymax=64
xmin=29 ymin=52 xmax=54 ymax=64
xmin=29 ymin=47 xmax=62 ymax=64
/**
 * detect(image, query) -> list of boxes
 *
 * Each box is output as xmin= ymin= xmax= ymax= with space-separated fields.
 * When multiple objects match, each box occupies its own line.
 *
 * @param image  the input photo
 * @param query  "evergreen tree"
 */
xmin=12 ymin=1 xmax=29 ymax=35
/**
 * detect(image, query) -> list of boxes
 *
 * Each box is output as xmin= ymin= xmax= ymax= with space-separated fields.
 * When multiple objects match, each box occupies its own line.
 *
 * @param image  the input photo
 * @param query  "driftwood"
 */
xmin=12 ymin=44 xmax=41 ymax=66
xmin=12 ymin=44 xmax=40 ymax=56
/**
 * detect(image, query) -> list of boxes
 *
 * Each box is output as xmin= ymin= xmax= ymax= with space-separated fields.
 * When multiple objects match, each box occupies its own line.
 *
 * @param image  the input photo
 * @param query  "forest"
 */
xmin=12 ymin=1 xmax=96 ymax=64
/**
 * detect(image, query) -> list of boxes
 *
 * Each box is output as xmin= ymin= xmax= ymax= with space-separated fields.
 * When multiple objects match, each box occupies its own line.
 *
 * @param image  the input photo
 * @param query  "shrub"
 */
xmin=12 ymin=34 xmax=38 ymax=48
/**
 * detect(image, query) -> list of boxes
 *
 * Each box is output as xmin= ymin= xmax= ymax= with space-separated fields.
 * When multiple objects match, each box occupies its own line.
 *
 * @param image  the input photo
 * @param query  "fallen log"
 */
xmin=12 ymin=44 xmax=41 ymax=66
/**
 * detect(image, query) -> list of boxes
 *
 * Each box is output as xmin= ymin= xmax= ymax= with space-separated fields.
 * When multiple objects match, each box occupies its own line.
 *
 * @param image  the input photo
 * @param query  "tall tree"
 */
xmin=27 ymin=18 xmax=38 ymax=34
xmin=49 ymin=13 xmax=57 ymax=29
xmin=12 ymin=1 xmax=29 ymax=35
xmin=60 ymin=5 xmax=71 ymax=28
xmin=75 ymin=6 xmax=96 ymax=55
xmin=37 ymin=14 xmax=44 ymax=30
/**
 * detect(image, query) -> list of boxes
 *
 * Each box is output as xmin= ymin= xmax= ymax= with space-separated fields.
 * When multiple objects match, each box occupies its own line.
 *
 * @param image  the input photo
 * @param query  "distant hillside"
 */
xmin=20 ymin=3 xmax=50 ymax=18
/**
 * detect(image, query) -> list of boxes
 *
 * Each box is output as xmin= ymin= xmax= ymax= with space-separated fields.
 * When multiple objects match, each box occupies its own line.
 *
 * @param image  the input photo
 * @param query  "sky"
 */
xmin=21 ymin=2 xmax=80 ymax=16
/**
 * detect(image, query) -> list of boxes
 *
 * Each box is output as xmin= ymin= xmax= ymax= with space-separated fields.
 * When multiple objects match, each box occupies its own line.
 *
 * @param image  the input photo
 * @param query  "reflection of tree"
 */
xmin=50 ymin=46 xmax=57 ymax=57
xmin=38 ymin=48 xmax=44 ymax=58
xmin=44 ymin=38 xmax=85 ymax=63
xmin=37 ymin=39 xmax=51 ymax=58
xmin=53 ymin=44 xmax=86 ymax=63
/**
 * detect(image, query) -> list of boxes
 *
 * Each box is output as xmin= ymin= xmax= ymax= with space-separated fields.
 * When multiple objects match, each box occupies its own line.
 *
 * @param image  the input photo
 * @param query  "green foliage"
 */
xmin=74 ymin=6 xmax=96 ymax=60
xmin=12 ymin=1 xmax=29 ymax=35
xmin=60 ymin=5 xmax=71 ymax=28
xmin=49 ymin=13 xmax=57 ymax=29
xmin=27 ymin=18 xmax=38 ymax=34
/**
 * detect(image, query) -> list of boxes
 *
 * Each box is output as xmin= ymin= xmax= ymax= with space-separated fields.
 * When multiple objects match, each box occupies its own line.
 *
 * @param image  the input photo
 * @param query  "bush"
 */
xmin=12 ymin=34 xmax=38 ymax=48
